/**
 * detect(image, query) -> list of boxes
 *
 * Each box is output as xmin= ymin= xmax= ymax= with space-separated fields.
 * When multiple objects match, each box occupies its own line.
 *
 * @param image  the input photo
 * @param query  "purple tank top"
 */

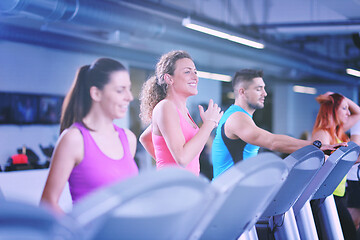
xmin=68 ymin=122 xmax=138 ymax=203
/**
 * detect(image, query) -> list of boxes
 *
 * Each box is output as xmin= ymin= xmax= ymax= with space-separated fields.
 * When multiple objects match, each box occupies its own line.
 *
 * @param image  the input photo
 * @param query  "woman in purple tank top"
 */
xmin=139 ymin=50 xmax=223 ymax=175
xmin=41 ymin=58 xmax=138 ymax=214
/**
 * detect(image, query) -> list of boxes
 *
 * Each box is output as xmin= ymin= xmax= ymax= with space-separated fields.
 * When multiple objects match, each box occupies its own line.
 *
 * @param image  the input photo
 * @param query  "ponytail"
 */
xmin=60 ymin=58 xmax=127 ymax=134
xmin=139 ymin=75 xmax=167 ymax=124
xmin=60 ymin=65 xmax=91 ymax=133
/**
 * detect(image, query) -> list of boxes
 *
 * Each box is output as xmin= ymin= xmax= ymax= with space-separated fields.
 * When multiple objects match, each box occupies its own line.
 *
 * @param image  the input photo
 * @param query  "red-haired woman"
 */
xmin=312 ymin=92 xmax=360 ymax=240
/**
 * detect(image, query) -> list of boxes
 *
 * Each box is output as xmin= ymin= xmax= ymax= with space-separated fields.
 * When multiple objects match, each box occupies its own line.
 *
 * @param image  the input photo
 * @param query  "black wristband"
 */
xmin=313 ymin=140 xmax=322 ymax=149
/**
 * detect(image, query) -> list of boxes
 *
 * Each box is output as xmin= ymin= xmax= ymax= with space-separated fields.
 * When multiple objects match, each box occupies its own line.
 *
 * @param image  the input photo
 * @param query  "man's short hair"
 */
xmin=232 ymin=69 xmax=263 ymax=89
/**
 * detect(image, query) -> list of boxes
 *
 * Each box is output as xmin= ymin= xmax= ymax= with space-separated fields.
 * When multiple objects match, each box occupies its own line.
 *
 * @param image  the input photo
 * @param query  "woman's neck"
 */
xmin=166 ymin=94 xmax=188 ymax=113
xmin=83 ymin=109 xmax=115 ymax=133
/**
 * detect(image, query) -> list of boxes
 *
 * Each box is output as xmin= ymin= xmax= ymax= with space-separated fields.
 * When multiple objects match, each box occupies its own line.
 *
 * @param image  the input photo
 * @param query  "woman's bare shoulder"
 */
xmin=153 ymin=99 xmax=177 ymax=115
xmin=312 ymin=129 xmax=331 ymax=142
xmin=51 ymin=125 xmax=84 ymax=166
xmin=58 ymin=126 xmax=84 ymax=147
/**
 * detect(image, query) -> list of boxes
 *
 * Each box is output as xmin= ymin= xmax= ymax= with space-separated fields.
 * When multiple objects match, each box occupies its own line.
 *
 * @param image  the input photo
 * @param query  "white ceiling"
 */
xmin=0 ymin=0 xmax=359 ymax=85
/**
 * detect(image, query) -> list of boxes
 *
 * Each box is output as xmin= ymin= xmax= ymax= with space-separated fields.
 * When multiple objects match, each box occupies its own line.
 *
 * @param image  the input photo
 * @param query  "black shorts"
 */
xmin=346 ymin=180 xmax=360 ymax=208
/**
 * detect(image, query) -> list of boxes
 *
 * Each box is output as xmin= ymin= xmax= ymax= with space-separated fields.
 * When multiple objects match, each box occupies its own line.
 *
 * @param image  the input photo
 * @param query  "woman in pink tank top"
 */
xmin=41 ymin=58 xmax=138 ymax=214
xmin=139 ymin=50 xmax=223 ymax=176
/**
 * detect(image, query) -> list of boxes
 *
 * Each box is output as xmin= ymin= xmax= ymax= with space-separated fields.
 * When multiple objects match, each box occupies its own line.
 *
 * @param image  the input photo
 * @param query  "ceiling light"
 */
xmin=346 ymin=68 xmax=360 ymax=77
xmin=293 ymin=85 xmax=317 ymax=95
xmin=182 ymin=17 xmax=265 ymax=49
xmin=197 ymin=71 xmax=232 ymax=82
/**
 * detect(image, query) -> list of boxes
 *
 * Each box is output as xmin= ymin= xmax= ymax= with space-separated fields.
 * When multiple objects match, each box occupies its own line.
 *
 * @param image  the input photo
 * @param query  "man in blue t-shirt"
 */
xmin=212 ymin=69 xmax=342 ymax=178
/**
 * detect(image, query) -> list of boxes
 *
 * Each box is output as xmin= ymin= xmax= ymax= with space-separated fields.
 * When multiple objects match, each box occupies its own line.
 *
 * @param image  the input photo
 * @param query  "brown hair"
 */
xmin=60 ymin=58 xmax=126 ymax=133
xmin=139 ymin=50 xmax=192 ymax=124
xmin=232 ymin=69 xmax=263 ymax=97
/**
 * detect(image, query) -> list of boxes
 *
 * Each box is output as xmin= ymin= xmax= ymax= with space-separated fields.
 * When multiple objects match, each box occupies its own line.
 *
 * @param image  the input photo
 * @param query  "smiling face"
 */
xmin=97 ymin=70 xmax=133 ymax=119
xmin=169 ymin=58 xmax=198 ymax=97
xmin=243 ymin=77 xmax=267 ymax=110
xmin=336 ymin=98 xmax=350 ymax=124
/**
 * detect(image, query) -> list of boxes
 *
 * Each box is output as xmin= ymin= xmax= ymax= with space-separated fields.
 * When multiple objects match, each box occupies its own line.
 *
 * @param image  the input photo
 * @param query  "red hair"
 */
xmin=312 ymin=93 xmax=349 ymax=144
